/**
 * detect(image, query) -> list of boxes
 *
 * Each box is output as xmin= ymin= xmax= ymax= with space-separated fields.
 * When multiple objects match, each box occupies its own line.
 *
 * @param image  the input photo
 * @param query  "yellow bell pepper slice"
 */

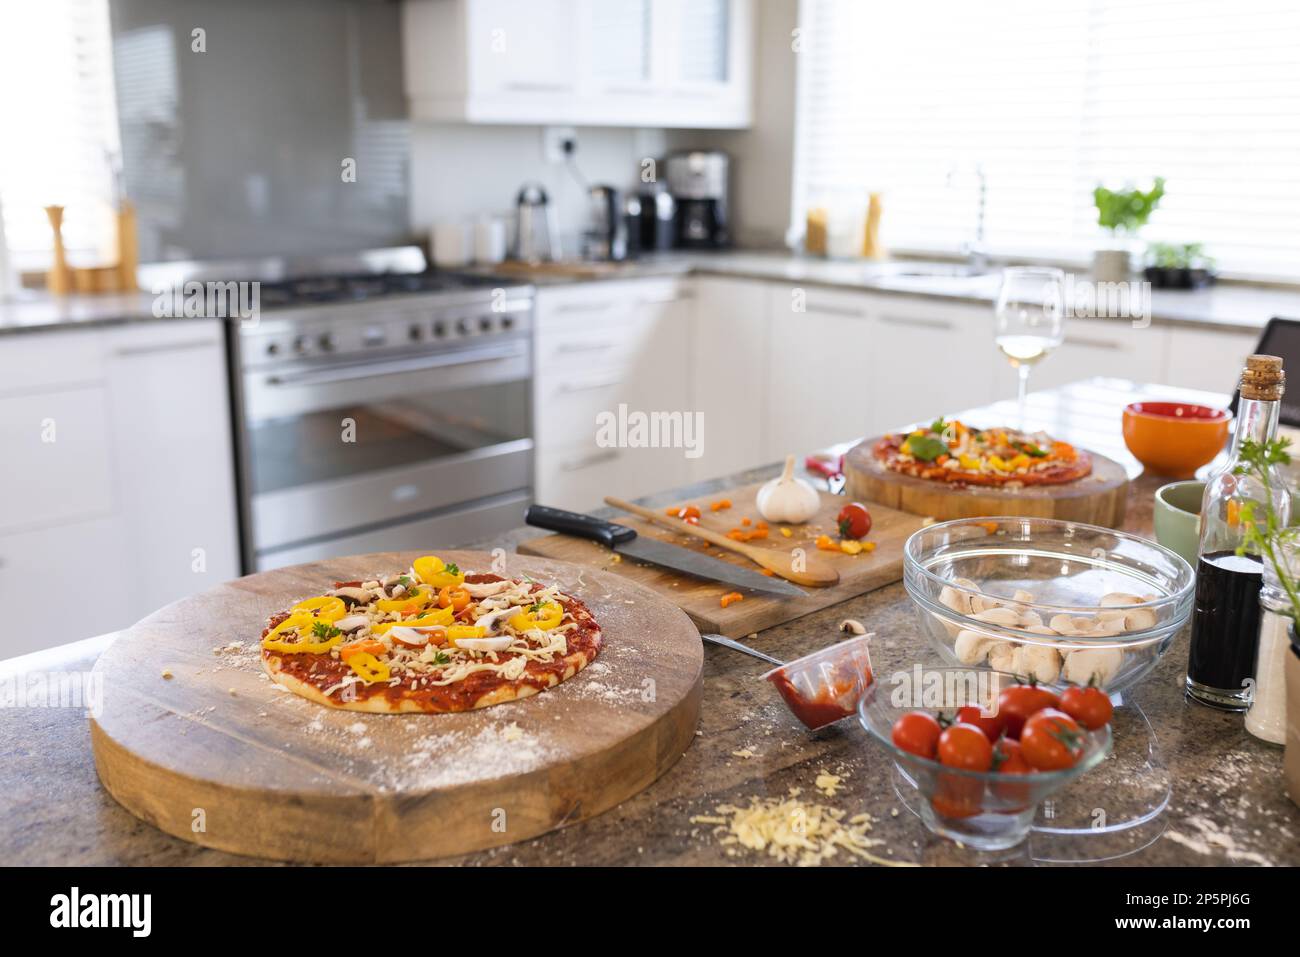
xmin=413 ymin=555 xmax=466 ymax=589
xmin=445 ymin=625 xmax=488 ymax=647
xmin=508 ymin=601 xmax=563 ymax=633
xmin=371 ymin=607 xmax=454 ymax=633
xmin=261 ymin=614 xmax=345 ymax=654
xmin=347 ymin=651 xmax=390 ymax=684
xmin=374 ymin=586 xmax=434 ymax=613
xmin=291 ymin=596 xmax=346 ymax=623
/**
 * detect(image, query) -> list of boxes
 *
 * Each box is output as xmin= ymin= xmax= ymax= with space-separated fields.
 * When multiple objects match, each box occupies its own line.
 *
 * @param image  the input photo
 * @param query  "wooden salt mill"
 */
xmin=44 ymin=206 xmax=72 ymax=296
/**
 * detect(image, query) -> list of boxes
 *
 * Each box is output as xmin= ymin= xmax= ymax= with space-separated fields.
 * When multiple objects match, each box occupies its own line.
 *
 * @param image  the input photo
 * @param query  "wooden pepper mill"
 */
xmin=44 ymin=205 xmax=72 ymax=296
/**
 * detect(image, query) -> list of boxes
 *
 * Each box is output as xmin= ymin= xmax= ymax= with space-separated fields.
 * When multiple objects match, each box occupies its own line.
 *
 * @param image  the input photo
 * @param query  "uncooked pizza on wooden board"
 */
xmin=872 ymin=417 xmax=1092 ymax=487
xmin=260 ymin=553 xmax=604 ymax=713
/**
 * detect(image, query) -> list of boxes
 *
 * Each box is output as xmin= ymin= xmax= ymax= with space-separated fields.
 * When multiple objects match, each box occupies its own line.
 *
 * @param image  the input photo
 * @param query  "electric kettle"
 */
xmin=513 ymin=182 xmax=561 ymax=263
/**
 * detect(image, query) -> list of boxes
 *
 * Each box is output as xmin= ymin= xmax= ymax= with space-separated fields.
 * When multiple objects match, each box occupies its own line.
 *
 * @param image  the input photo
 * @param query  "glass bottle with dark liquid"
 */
xmin=1187 ymin=355 xmax=1290 ymax=710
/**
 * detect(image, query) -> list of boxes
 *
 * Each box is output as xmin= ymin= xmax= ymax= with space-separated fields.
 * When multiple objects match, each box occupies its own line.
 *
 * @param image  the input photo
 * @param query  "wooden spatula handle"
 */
xmin=603 ymin=497 xmax=737 ymax=549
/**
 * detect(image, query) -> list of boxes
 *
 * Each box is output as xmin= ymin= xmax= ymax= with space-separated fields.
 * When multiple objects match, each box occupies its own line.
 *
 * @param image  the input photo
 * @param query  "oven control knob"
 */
xmin=266 ymin=342 xmax=280 ymax=356
xmin=408 ymin=324 xmax=422 ymax=341
xmin=501 ymin=316 xmax=514 ymax=331
xmin=432 ymin=320 xmax=446 ymax=338
xmin=478 ymin=316 xmax=492 ymax=332
xmin=455 ymin=318 xmax=469 ymax=335
xmin=292 ymin=335 xmax=309 ymax=355
xmin=318 ymin=333 xmax=335 ymax=352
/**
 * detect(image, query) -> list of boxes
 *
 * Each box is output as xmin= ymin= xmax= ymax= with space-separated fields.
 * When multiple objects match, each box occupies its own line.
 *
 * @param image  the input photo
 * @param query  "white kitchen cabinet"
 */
xmin=533 ymin=278 xmax=694 ymax=511
xmin=763 ymin=285 xmax=876 ymax=460
xmin=1028 ymin=318 xmax=1168 ymax=395
xmin=868 ymin=296 xmax=999 ymax=432
xmin=402 ymin=0 xmax=753 ymax=128
xmin=1162 ymin=326 xmax=1258 ymax=394
xmin=0 ymin=320 xmax=240 ymax=659
xmin=688 ymin=277 xmax=767 ymax=481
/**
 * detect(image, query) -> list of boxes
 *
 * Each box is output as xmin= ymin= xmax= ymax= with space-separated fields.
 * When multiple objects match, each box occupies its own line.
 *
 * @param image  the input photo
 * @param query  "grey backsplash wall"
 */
xmin=408 ymin=125 xmax=671 ymax=258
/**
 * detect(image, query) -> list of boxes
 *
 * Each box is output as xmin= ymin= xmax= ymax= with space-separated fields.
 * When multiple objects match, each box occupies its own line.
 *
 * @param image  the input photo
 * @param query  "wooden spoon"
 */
xmin=603 ymin=496 xmax=840 ymax=588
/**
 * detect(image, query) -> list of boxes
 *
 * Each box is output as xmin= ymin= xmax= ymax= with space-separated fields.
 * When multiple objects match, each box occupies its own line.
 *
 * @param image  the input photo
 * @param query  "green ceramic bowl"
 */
xmin=1153 ymin=481 xmax=1203 ymax=566
xmin=1155 ymin=481 xmax=1300 ymax=566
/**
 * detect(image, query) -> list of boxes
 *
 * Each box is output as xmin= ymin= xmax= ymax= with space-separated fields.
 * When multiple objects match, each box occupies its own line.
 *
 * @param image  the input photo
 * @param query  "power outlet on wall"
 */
xmin=542 ymin=126 xmax=577 ymax=164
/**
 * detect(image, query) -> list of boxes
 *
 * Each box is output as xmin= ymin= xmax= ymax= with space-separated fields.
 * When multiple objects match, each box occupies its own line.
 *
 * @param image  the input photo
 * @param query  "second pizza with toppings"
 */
xmin=873 ymin=418 xmax=1092 ymax=486
xmin=259 ymin=556 xmax=602 ymax=713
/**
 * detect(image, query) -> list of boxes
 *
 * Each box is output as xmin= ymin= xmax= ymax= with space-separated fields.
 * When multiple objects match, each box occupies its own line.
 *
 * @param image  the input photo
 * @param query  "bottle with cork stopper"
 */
xmin=1187 ymin=354 xmax=1291 ymax=711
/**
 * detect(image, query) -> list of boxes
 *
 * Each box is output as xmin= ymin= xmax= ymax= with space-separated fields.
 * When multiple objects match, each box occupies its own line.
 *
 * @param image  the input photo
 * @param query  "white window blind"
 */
xmin=792 ymin=0 xmax=1300 ymax=280
xmin=0 ymin=0 xmax=120 ymax=267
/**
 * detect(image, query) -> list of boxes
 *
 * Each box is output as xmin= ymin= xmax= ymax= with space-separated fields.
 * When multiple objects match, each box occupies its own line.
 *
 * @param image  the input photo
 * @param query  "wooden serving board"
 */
xmin=519 ymin=482 xmax=928 ymax=638
xmin=843 ymin=436 xmax=1129 ymax=528
xmin=89 ymin=551 xmax=702 ymax=864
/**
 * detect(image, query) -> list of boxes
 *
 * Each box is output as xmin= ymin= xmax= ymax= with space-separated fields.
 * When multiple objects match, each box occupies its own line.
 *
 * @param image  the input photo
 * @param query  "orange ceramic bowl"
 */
xmin=1122 ymin=401 xmax=1230 ymax=478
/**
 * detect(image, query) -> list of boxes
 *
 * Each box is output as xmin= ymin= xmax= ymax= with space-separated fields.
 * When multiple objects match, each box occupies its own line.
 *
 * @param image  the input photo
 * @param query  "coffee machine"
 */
xmin=665 ymin=151 xmax=729 ymax=248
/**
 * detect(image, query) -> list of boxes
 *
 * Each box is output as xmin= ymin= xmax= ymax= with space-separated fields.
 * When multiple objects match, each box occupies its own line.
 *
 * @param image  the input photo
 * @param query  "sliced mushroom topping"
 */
xmin=465 ymin=580 xmax=513 ymax=599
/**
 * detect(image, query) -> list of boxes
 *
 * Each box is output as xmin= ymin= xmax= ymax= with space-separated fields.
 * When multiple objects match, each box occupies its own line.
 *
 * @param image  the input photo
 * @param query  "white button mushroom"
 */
xmin=986 ymin=642 xmax=1016 ymax=672
xmin=954 ymin=629 xmax=997 ymax=665
xmin=1010 ymin=644 xmax=1062 ymax=683
xmin=1062 ymin=647 xmax=1124 ymax=686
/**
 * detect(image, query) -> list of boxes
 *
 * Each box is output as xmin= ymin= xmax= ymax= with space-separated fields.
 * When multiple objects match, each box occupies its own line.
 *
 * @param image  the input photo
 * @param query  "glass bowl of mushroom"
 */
xmin=903 ymin=517 xmax=1195 ymax=693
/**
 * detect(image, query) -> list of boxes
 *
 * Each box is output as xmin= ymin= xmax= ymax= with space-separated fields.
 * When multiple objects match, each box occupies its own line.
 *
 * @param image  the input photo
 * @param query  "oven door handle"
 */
xmin=263 ymin=343 xmax=525 ymax=388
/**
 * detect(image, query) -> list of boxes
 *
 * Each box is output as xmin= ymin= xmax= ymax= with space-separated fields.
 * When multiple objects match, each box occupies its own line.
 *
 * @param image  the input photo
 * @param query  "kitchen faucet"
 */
xmin=946 ymin=162 xmax=988 ymax=274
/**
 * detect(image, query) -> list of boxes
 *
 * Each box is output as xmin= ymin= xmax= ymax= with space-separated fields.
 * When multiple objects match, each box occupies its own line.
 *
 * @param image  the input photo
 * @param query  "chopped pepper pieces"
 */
xmin=291 ymin=596 xmax=346 ymax=622
xmin=413 ymin=555 xmax=465 ymax=589
xmin=709 ymin=499 xmax=732 ymax=511
xmin=720 ymin=592 xmax=744 ymax=608
xmin=372 ymin=607 xmax=454 ymax=633
xmin=261 ymin=613 xmax=346 ymax=654
xmin=347 ymin=652 xmax=390 ymax=684
xmin=509 ymin=601 xmax=563 ymax=633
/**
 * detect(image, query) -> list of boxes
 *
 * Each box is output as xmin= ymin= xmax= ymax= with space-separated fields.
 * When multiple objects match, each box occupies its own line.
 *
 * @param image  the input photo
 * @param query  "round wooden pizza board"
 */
xmin=843 ymin=436 xmax=1130 ymax=528
xmin=89 ymin=551 xmax=703 ymax=863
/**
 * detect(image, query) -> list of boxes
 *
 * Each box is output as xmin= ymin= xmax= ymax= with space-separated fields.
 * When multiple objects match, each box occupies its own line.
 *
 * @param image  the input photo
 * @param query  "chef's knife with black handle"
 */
xmin=525 ymin=504 xmax=806 ymax=598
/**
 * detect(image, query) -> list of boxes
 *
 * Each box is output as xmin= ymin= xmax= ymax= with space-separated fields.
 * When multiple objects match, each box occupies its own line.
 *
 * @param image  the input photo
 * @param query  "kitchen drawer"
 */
xmin=0 ymin=327 xmax=103 ymax=395
xmin=0 ymin=386 xmax=114 ymax=534
xmin=1163 ymin=327 xmax=1257 ymax=393
xmin=534 ymin=369 xmax=627 ymax=448
xmin=1031 ymin=319 xmax=1168 ymax=394
xmin=535 ymin=278 xmax=691 ymax=370
xmin=0 ymin=516 xmax=134 ymax=657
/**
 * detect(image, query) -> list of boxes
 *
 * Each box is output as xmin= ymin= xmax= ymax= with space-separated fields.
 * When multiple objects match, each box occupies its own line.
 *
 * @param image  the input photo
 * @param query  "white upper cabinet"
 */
xmin=402 ymin=0 xmax=753 ymax=128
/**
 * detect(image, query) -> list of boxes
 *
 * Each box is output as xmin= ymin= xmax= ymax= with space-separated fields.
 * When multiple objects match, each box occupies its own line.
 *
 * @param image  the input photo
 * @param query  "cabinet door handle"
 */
xmin=555 ymin=378 xmax=621 ymax=395
xmin=553 ymin=340 xmax=619 ymax=355
xmin=1064 ymin=336 xmax=1123 ymax=350
xmin=878 ymin=314 xmax=955 ymax=331
xmin=637 ymin=292 xmax=693 ymax=305
xmin=503 ymin=81 xmax=574 ymax=93
xmin=113 ymin=339 xmax=218 ymax=357
xmin=559 ymin=449 xmax=620 ymax=472
xmin=805 ymin=303 xmax=867 ymax=319
xmin=553 ymin=300 xmax=615 ymax=315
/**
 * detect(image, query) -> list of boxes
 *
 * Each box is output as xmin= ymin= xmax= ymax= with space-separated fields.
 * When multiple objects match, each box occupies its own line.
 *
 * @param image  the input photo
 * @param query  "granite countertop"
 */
xmin=1 ymin=380 xmax=1295 ymax=866
xmin=6 ymin=250 xmax=1300 ymax=336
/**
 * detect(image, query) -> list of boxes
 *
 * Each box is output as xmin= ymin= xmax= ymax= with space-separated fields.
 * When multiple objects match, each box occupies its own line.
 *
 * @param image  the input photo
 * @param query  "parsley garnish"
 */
xmin=311 ymin=620 xmax=341 ymax=639
xmin=907 ymin=435 xmax=948 ymax=462
xmin=443 ymin=562 xmax=461 ymax=576
xmin=433 ymin=651 xmax=451 ymax=665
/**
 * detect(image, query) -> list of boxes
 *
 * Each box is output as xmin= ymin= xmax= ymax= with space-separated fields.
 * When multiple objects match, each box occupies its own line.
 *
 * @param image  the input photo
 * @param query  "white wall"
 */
xmin=409 ymin=124 xmax=670 ymax=258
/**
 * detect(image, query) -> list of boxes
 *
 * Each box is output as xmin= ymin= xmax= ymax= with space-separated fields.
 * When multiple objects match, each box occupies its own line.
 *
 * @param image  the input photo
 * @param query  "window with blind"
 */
xmin=0 ymin=0 xmax=120 ymax=268
xmin=792 ymin=0 xmax=1300 ymax=280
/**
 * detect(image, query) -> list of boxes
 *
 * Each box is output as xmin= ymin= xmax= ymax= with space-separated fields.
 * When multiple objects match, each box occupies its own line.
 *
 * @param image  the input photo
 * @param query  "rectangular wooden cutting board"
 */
xmin=518 ymin=481 xmax=928 ymax=637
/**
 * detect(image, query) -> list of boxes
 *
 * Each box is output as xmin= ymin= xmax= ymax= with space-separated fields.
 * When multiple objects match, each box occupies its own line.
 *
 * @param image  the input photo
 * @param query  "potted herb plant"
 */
xmin=1091 ymin=177 xmax=1165 ymax=283
xmin=1145 ymin=241 xmax=1216 ymax=289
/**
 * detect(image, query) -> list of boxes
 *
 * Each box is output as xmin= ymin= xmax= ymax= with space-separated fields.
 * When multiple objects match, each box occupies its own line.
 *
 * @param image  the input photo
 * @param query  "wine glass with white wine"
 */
xmin=995 ymin=267 xmax=1065 ymax=429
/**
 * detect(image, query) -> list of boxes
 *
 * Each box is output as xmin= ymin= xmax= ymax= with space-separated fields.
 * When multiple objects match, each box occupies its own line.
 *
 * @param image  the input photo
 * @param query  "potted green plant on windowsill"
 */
xmin=1144 ymin=241 xmax=1216 ymax=290
xmin=1092 ymin=177 xmax=1165 ymax=283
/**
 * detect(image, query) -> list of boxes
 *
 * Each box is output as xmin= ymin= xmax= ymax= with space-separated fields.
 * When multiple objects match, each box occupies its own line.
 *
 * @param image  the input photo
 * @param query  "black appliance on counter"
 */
xmin=666 ymin=151 xmax=730 ymax=248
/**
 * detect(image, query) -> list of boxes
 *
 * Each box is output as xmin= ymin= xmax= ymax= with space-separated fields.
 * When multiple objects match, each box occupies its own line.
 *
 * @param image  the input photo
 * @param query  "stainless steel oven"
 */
xmin=236 ymin=280 xmax=533 ymax=570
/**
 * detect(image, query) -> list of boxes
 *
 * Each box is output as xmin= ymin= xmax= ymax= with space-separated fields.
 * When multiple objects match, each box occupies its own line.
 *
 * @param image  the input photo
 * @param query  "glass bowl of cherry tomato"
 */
xmin=903 ymin=517 xmax=1194 ymax=693
xmin=858 ymin=666 xmax=1114 ymax=851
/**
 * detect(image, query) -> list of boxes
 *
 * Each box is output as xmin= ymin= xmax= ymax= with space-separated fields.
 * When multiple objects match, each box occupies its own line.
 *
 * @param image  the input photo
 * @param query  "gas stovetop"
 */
xmin=255 ymin=270 xmax=508 ymax=309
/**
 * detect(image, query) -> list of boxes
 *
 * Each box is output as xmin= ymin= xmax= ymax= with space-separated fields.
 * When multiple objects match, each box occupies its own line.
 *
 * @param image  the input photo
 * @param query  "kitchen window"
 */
xmin=0 ymin=0 xmax=120 ymax=268
xmin=791 ymin=0 xmax=1300 ymax=281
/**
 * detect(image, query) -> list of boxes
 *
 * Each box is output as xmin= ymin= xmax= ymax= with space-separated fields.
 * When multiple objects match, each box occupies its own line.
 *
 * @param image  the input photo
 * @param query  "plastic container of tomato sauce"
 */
xmin=762 ymin=634 xmax=874 ymax=730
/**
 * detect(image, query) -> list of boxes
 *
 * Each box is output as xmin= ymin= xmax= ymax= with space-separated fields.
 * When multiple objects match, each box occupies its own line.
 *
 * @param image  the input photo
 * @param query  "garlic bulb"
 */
xmin=755 ymin=455 xmax=821 ymax=524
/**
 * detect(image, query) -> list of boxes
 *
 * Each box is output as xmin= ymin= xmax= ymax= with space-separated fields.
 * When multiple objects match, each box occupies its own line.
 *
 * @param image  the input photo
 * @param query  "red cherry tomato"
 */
xmin=891 ymin=710 xmax=942 ymax=759
xmin=1058 ymin=684 xmax=1113 ymax=730
xmin=1020 ymin=708 xmax=1085 ymax=771
xmin=990 ymin=738 xmax=1035 ymax=812
xmin=931 ymin=772 xmax=984 ymax=819
xmin=936 ymin=722 xmax=994 ymax=772
xmin=956 ymin=705 xmax=1005 ymax=743
xmin=836 ymin=502 xmax=872 ymax=540
xmin=996 ymin=683 xmax=1061 ymax=739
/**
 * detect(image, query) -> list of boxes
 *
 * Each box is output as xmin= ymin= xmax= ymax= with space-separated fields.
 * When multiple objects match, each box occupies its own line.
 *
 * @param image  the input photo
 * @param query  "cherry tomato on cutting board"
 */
xmin=1019 ymin=708 xmax=1085 ymax=771
xmin=1058 ymin=684 xmax=1113 ymax=730
xmin=956 ymin=705 xmax=1005 ymax=743
xmin=836 ymin=502 xmax=872 ymax=540
xmin=996 ymin=683 xmax=1061 ymax=739
xmin=891 ymin=710 xmax=942 ymax=759
xmin=936 ymin=722 xmax=994 ymax=772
